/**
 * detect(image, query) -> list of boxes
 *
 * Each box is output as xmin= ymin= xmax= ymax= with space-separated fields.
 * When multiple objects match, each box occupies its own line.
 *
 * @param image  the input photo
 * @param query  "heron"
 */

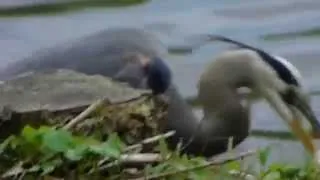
xmin=0 ymin=28 xmax=319 ymax=158
xmin=178 ymin=35 xmax=320 ymax=157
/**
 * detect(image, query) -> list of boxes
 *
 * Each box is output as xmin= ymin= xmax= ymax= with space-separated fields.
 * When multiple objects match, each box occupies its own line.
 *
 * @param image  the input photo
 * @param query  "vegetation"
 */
xmin=0 ymin=0 xmax=148 ymax=17
xmin=1 ymin=125 xmax=320 ymax=179
xmin=1 ymin=95 xmax=320 ymax=179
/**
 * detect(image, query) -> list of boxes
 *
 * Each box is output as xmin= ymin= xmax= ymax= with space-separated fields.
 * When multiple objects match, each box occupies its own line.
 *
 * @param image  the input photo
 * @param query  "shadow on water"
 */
xmin=262 ymin=27 xmax=320 ymax=41
xmin=0 ymin=0 xmax=148 ymax=17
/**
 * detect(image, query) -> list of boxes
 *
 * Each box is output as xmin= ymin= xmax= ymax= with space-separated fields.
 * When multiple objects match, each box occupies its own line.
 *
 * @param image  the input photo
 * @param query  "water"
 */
xmin=1 ymin=0 xmax=320 ymax=165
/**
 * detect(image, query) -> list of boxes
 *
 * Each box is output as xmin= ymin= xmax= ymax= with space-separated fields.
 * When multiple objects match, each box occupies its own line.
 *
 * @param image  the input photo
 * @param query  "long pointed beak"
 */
xmin=283 ymin=87 xmax=320 ymax=133
xmin=263 ymin=88 xmax=318 ymax=156
xmin=287 ymin=117 xmax=316 ymax=154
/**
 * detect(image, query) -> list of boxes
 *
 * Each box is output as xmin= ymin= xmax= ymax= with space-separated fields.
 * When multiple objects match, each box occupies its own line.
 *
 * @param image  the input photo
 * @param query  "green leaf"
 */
xmin=157 ymin=138 xmax=169 ymax=158
xmin=64 ymin=145 xmax=88 ymax=161
xmin=88 ymin=134 xmax=124 ymax=158
xmin=263 ymin=171 xmax=281 ymax=180
xmin=225 ymin=160 xmax=241 ymax=171
xmin=42 ymin=129 xmax=74 ymax=153
xmin=150 ymin=162 xmax=170 ymax=174
xmin=37 ymin=126 xmax=52 ymax=134
xmin=106 ymin=133 xmax=126 ymax=150
xmin=189 ymin=168 xmax=213 ymax=180
xmin=259 ymin=146 xmax=271 ymax=167
xmin=279 ymin=166 xmax=301 ymax=179
xmin=189 ymin=156 xmax=207 ymax=165
xmin=89 ymin=142 xmax=120 ymax=158
xmin=101 ymin=143 xmax=121 ymax=158
xmin=103 ymin=134 xmax=125 ymax=157
xmin=21 ymin=125 xmax=41 ymax=145
xmin=170 ymin=158 xmax=188 ymax=170
xmin=268 ymin=163 xmax=285 ymax=171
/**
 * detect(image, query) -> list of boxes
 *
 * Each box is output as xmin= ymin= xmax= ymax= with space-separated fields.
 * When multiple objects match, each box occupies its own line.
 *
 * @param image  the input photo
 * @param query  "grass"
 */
xmin=0 ymin=0 xmax=148 ymax=17
xmin=262 ymin=27 xmax=320 ymax=41
xmin=1 ymin=125 xmax=320 ymax=179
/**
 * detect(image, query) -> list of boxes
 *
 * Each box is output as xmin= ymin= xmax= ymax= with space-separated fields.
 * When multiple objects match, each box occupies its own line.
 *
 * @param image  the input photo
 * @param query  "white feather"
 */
xmin=272 ymin=55 xmax=303 ymax=86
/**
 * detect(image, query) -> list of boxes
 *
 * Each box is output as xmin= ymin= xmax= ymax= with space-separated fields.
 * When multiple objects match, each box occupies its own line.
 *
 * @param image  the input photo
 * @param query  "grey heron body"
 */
xmin=0 ymin=28 xmax=318 ymax=157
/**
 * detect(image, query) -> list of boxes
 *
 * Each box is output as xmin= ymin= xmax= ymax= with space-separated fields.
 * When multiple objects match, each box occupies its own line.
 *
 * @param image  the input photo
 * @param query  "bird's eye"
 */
xmin=280 ymin=86 xmax=296 ymax=105
xmin=280 ymin=85 xmax=309 ymax=107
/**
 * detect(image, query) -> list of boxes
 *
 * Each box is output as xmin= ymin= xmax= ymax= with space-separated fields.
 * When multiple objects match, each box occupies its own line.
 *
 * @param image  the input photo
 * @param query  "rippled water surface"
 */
xmin=1 ymin=0 xmax=320 ymax=164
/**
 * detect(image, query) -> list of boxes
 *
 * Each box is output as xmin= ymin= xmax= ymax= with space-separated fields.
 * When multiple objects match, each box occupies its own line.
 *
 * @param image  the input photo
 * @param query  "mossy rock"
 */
xmin=0 ymin=69 xmax=167 ymax=142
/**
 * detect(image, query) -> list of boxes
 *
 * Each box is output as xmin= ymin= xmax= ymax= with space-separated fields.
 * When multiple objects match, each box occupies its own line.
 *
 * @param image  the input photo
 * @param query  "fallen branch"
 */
xmin=117 ymin=153 xmax=163 ymax=163
xmin=63 ymin=99 xmax=105 ymax=130
xmin=97 ymin=131 xmax=176 ymax=166
xmin=134 ymin=149 xmax=257 ymax=180
xmin=90 ymin=153 xmax=164 ymax=174
xmin=125 ymin=130 xmax=176 ymax=152
xmin=1 ymin=161 xmax=37 ymax=178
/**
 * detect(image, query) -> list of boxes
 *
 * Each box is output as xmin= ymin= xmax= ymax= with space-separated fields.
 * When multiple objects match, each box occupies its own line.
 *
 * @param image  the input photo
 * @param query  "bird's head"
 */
xmin=200 ymin=34 xmax=320 ymax=156
xmin=122 ymin=52 xmax=172 ymax=95
xmin=143 ymin=57 xmax=172 ymax=95
xmin=254 ymin=53 xmax=320 ymax=156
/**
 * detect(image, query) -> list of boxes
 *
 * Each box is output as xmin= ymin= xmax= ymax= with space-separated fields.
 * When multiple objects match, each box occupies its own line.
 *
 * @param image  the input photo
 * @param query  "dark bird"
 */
xmin=0 ymin=28 xmax=319 ymax=157
xmin=0 ymin=28 xmax=172 ymax=95
xmin=144 ymin=57 xmax=172 ymax=95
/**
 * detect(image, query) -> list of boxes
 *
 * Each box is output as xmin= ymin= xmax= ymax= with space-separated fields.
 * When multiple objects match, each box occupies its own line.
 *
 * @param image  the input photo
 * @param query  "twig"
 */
xmin=1 ymin=161 xmax=38 ymax=178
xmin=91 ymin=153 xmax=163 ymax=174
xmin=63 ymin=93 xmax=151 ymax=130
xmin=97 ymin=131 xmax=176 ymax=166
xmin=18 ymin=171 xmax=26 ymax=180
xmin=134 ymin=149 xmax=257 ymax=180
xmin=89 ymin=153 xmax=166 ymax=174
xmin=125 ymin=130 xmax=176 ymax=152
xmin=63 ymin=99 xmax=105 ymax=130
xmin=117 ymin=153 xmax=163 ymax=163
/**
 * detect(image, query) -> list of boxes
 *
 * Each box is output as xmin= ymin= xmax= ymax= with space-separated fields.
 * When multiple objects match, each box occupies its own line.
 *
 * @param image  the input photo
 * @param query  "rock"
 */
xmin=0 ymin=69 xmax=150 ymax=114
xmin=0 ymin=69 xmax=169 ymax=141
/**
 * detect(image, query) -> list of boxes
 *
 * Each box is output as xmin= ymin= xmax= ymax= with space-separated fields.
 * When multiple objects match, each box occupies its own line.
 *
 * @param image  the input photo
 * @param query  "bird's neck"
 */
xmin=197 ymin=60 xmax=255 ymax=138
xmin=201 ymin=97 xmax=251 ymax=138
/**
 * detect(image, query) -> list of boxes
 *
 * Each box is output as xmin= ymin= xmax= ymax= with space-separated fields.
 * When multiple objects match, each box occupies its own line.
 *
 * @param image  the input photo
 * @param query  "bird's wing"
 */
xmin=0 ymin=28 xmax=165 ymax=89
